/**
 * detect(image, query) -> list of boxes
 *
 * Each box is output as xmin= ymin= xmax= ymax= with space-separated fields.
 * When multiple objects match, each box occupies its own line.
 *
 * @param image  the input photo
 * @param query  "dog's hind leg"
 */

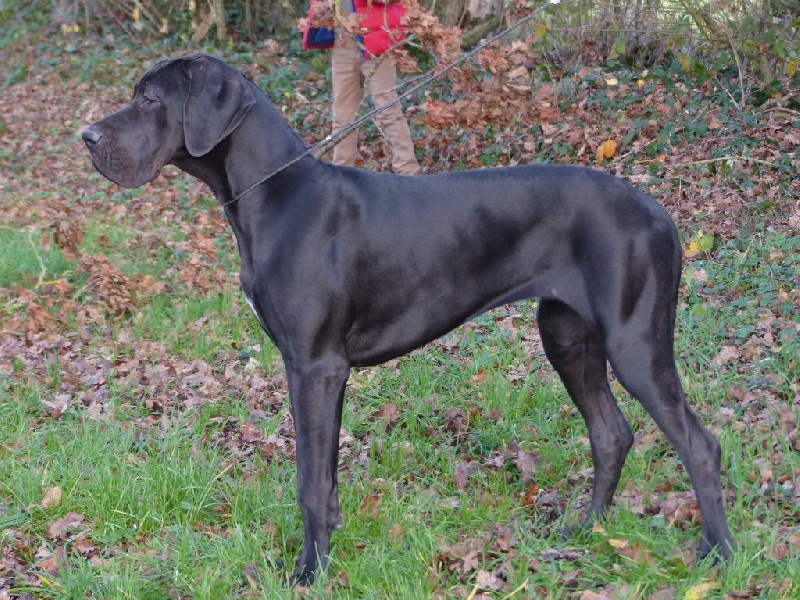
xmin=601 ymin=314 xmax=733 ymax=559
xmin=285 ymin=357 xmax=350 ymax=585
xmin=538 ymin=299 xmax=634 ymax=523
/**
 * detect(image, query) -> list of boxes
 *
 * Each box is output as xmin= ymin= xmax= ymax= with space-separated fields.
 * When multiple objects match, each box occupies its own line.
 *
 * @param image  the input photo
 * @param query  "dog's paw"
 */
xmin=286 ymin=567 xmax=316 ymax=588
xmin=556 ymin=519 xmax=595 ymax=541
xmin=696 ymin=540 xmax=733 ymax=566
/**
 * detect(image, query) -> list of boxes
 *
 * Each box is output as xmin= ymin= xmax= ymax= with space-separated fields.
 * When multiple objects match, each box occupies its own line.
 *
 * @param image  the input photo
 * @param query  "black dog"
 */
xmin=82 ymin=54 xmax=731 ymax=584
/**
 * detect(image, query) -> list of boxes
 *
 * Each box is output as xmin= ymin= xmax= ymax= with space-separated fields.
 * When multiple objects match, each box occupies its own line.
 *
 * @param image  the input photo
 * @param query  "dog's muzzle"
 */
xmin=81 ymin=127 xmax=104 ymax=147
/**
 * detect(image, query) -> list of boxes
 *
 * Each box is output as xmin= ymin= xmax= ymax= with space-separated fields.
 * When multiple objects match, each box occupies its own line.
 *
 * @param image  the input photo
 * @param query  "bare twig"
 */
xmin=501 ymin=579 xmax=530 ymax=599
xmin=639 ymin=155 xmax=790 ymax=170
xmin=667 ymin=155 xmax=789 ymax=169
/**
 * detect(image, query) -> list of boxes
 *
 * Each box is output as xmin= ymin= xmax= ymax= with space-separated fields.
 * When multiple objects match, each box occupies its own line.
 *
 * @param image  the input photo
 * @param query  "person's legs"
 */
xmin=331 ymin=41 xmax=364 ymax=167
xmin=363 ymin=56 xmax=420 ymax=175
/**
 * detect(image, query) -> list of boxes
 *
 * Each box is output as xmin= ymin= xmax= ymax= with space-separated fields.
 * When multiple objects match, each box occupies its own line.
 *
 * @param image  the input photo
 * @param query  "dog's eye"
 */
xmin=141 ymin=94 xmax=161 ymax=107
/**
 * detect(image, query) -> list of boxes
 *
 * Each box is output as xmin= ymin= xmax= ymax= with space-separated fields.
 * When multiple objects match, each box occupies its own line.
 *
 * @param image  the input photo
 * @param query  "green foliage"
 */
xmin=676 ymin=0 xmax=800 ymax=84
xmin=0 ymin=0 xmax=307 ymax=44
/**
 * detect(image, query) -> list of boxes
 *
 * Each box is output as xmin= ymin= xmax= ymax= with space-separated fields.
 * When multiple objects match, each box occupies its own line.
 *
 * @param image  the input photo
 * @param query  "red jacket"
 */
xmin=303 ymin=0 xmax=406 ymax=58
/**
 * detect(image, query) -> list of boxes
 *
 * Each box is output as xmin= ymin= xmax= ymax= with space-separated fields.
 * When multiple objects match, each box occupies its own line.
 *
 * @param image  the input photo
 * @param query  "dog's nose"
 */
xmin=81 ymin=128 xmax=103 ymax=145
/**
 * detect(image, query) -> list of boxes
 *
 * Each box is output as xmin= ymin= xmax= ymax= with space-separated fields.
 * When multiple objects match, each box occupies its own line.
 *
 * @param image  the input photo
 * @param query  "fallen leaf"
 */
xmin=372 ymin=402 xmax=401 ymax=431
xmin=459 ymin=548 xmax=480 ymax=574
xmin=79 ymin=254 xmax=135 ymax=314
xmin=47 ymin=512 xmax=85 ymax=539
xmin=514 ymin=448 xmax=539 ymax=481
xmin=580 ymin=591 xmax=613 ymax=600
xmin=454 ymin=461 xmax=470 ymax=490
xmin=240 ymin=420 xmax=263 ymax=443
xmin=521 ymin=482 xmax=539 ymax=506
xmin=685 ymin=580 xmax=720 ymax=600
xmin=72 ymin=538 xmax=97 ymax=556
xmin=358 ymin=494 xmax=381 ymax=519
xmin=40 ymin=486 xmax=62 ymax=509
xmin=388 ymin=523 xmax=404 ymax=543
xmin=36 ymin=554 xmax=60 ymax=575
xmin=51 ymin=218 xmax=84 ymax=260
xmin=596 ymin=139 xmax=617 ymax=162
xmin=475 ymin=569 xmax=504 ymax=591
xmin=715 ymin=346 xmax=740 ymax=365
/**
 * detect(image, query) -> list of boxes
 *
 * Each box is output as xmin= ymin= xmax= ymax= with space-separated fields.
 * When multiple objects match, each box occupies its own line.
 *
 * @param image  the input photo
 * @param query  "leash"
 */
xmin=225 ymin=0 xmax=562 ymax=206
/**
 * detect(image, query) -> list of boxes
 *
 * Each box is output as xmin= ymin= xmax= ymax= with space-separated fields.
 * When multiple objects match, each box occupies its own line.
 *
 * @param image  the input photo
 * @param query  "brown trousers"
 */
xmin=331 ymin=40 xmax=420 ymax=175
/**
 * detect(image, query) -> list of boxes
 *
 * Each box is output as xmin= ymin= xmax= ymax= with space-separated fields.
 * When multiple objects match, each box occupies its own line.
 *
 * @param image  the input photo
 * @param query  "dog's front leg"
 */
xmin=285 ymin=357 xmax=350 ymax=586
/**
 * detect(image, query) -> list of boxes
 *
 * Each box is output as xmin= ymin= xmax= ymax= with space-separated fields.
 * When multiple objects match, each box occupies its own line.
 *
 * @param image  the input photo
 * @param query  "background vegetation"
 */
xmin=0 ymin=0 xmax=798 ymax=598
xmin=3 ymin=0 xmax=799 ymax=82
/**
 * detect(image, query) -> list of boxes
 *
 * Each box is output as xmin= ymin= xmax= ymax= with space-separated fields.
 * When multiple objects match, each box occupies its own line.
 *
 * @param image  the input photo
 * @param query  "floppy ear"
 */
xmin=183 ymin=55 xmax=256 ymax=157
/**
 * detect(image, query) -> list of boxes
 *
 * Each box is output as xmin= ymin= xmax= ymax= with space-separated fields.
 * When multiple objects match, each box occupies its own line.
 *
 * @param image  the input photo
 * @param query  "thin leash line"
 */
xmin=225 ymin=0 xmax=562 ymax=206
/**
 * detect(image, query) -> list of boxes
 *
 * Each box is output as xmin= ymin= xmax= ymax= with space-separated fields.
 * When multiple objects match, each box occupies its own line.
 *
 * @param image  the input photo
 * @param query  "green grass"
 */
xmin=2 ymin=239 xmax=798 ymax=597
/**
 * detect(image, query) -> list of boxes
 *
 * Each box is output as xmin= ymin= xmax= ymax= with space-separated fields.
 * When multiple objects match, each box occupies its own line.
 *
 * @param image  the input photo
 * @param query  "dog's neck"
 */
xmin=172 ymin=88 xmax=313 ymax=207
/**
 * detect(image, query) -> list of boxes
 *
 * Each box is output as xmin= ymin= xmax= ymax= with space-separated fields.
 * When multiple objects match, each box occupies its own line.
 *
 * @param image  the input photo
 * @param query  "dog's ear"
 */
xmin=183 ymin=55 xmax=255 ymax=157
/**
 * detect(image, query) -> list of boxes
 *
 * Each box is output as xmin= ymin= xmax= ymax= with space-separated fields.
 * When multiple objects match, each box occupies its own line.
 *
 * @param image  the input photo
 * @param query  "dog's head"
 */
xmin=81 ymin=53 xmax=255 ymax=188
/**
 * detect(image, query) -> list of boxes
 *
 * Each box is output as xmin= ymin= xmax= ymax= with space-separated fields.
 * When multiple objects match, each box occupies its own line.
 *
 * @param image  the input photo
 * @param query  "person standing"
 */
xmin=303 ymin=0 xmax=421 ymax=175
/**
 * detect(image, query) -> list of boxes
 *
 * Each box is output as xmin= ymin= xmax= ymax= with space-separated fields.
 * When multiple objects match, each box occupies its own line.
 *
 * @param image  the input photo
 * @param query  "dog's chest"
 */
xmin=243 ymin=291 xmax=266 ymax=329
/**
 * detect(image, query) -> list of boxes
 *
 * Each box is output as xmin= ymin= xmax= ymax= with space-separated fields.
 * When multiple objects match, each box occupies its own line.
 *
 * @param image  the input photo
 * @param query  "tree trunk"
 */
xmin=245 ymin=0 xmax=252 ymax=39
xmin=441 ymin=0 xmax=466 ymax=26
xmin=213 ymin=0 xmax=226 ymax=43
xmin=757 ymin=0 xmax=774 ymax=84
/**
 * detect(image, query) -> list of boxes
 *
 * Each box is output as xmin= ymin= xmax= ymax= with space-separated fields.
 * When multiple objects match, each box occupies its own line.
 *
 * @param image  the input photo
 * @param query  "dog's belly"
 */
xmin=344 ymin=266 xmax=588 ymax=368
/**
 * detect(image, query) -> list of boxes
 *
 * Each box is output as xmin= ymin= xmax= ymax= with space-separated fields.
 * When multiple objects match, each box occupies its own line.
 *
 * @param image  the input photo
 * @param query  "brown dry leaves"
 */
xmin=453 ymin=441 xmax=539 ymax=490
xmin=50 ymin=216 xmax=84 ymax=260
xmin=22 ymin=511 xmax=95 ymax=579
xmin=400 ymin=0 xmax=461 ymax=65
xmin=78 ymin=254 xmax=135 ymax=314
